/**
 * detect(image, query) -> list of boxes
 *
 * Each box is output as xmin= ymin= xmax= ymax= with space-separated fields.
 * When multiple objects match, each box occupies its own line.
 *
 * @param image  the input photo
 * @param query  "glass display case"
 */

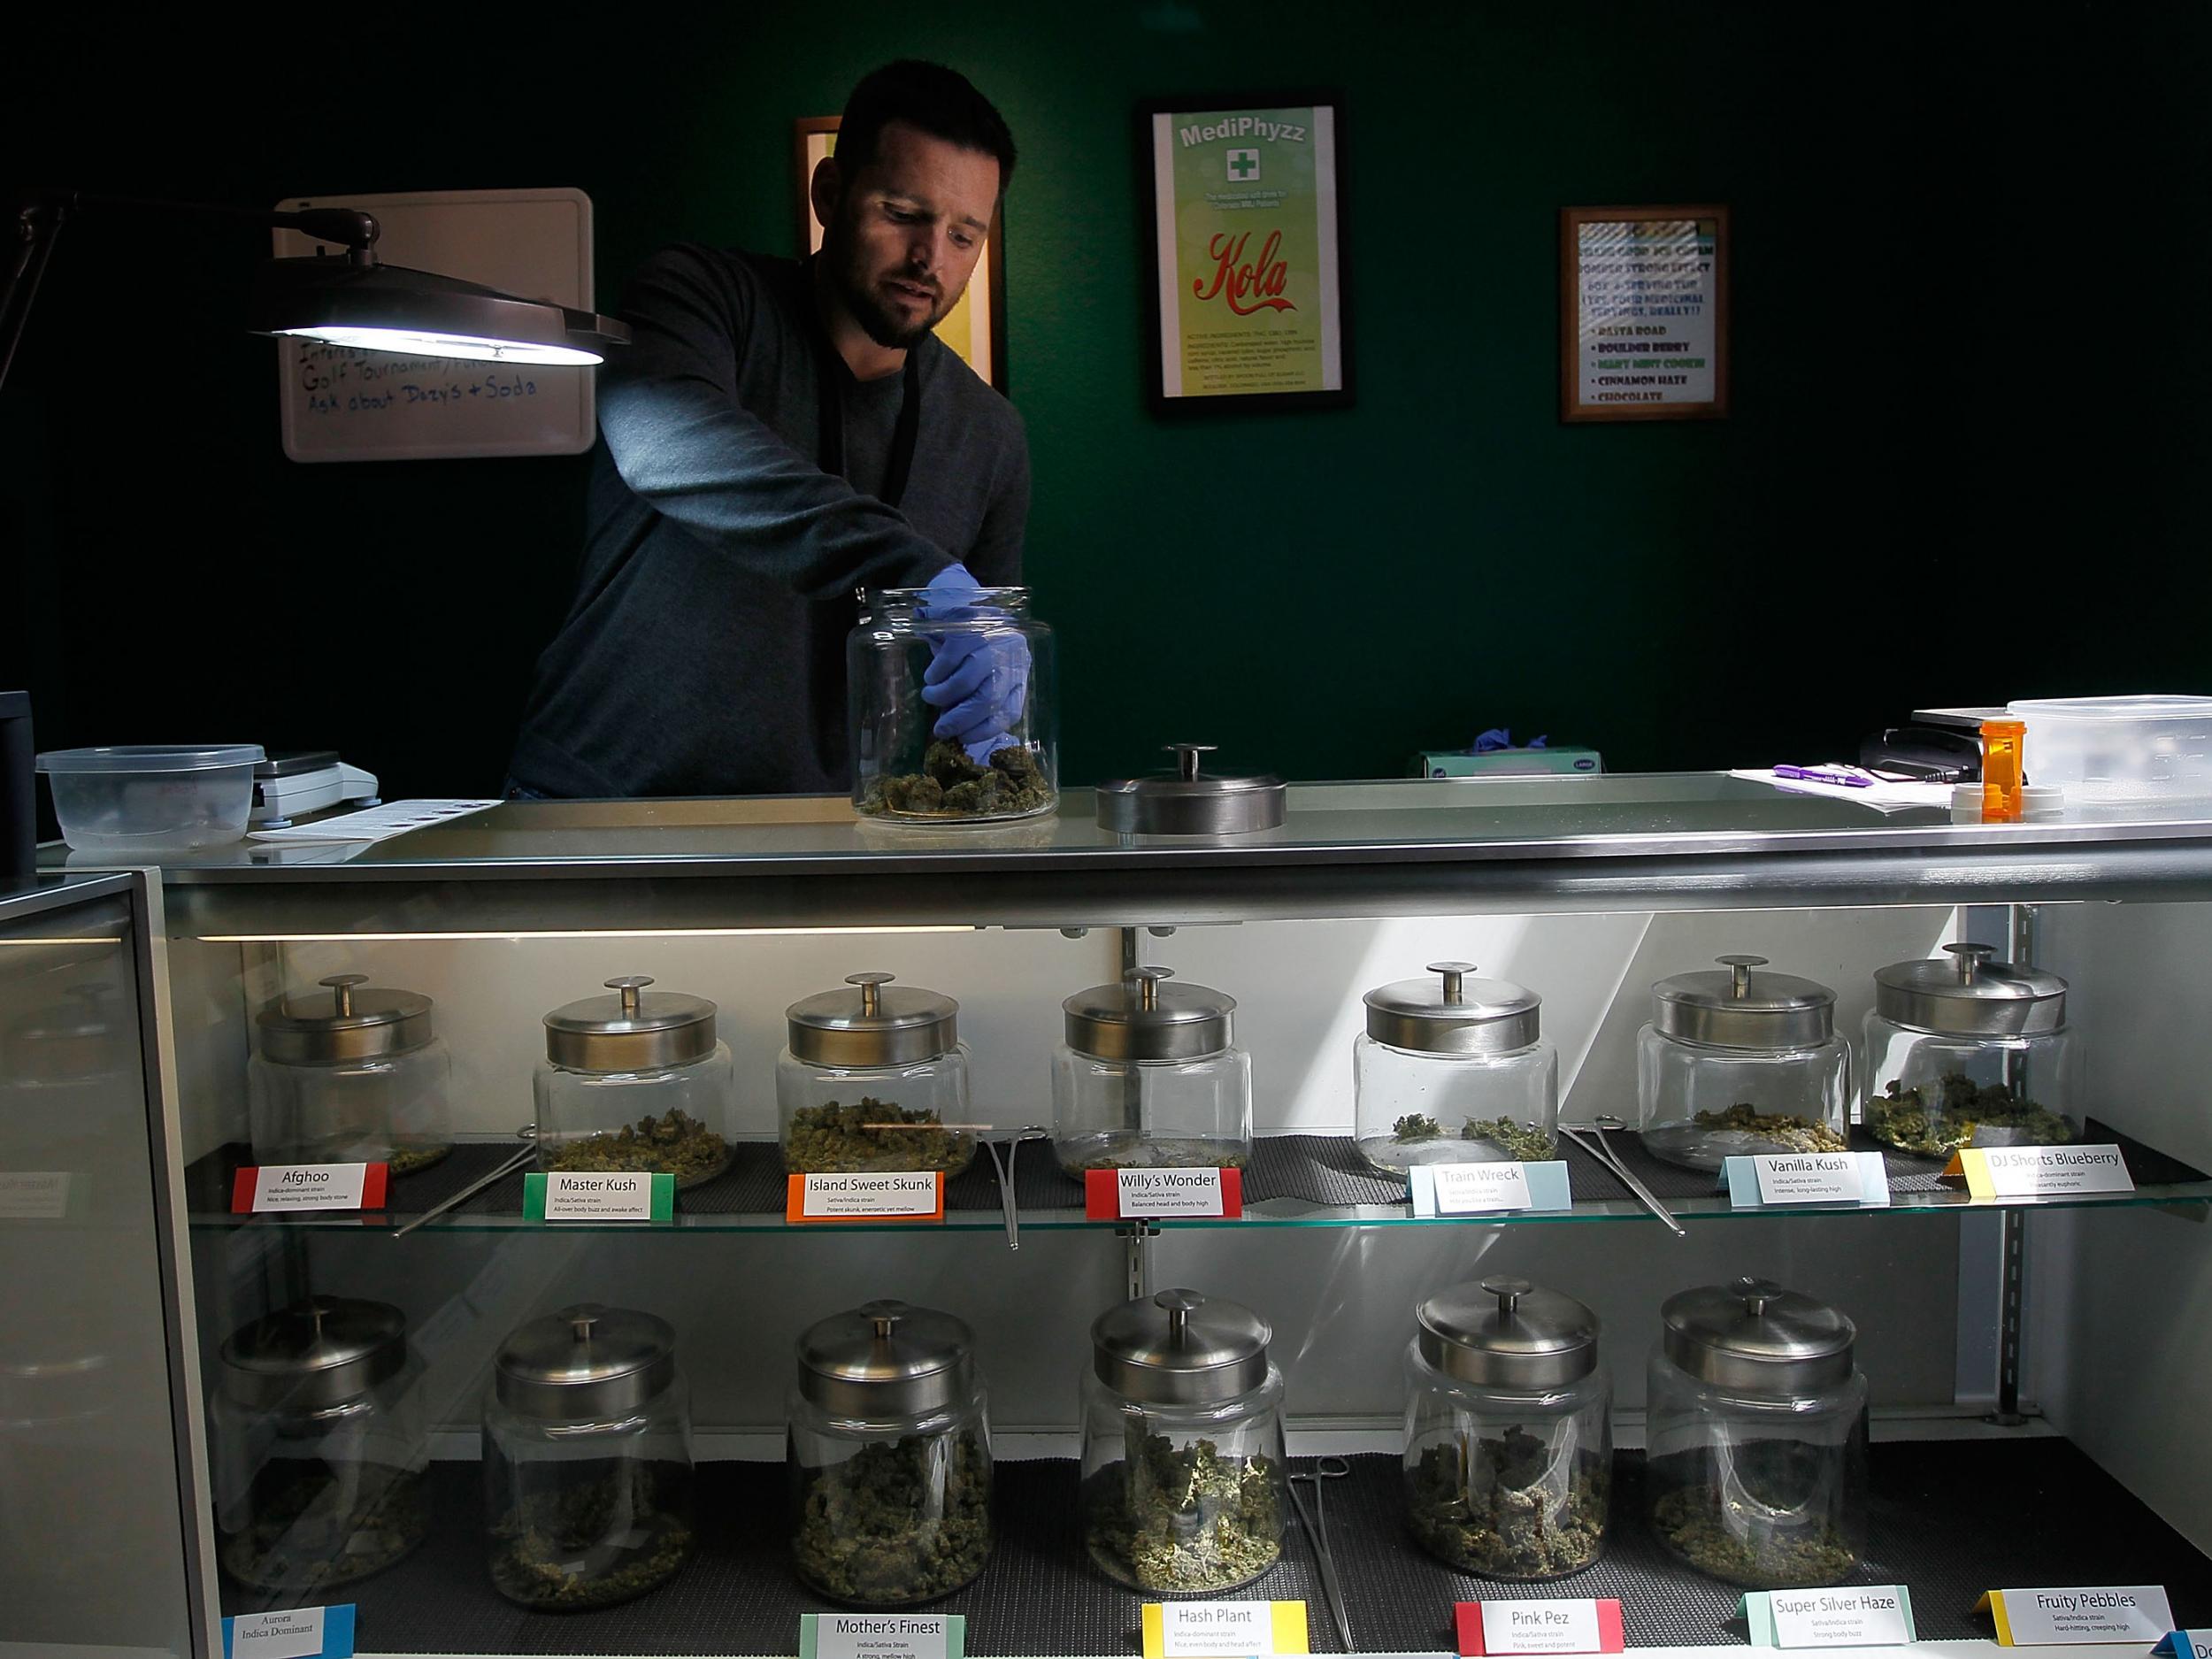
xmin=22 ymin=776 xmax=2212 ymax=1656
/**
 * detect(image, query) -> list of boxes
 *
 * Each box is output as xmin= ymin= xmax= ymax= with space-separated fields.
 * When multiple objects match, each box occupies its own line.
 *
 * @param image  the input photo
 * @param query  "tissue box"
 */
xmin=1411 ymin=748 xmax=1603 ymax=779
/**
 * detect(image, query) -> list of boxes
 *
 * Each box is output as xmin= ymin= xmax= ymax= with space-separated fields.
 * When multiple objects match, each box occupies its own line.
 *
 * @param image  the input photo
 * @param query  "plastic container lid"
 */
xmin=1091 ymin=1288 xmax=1271 ymax=1406
xmin=1417 ymin=1277 xmax=1599 ymax=1390
xmin=543 ymin=976 xmax=718 ymax=1071
xmin=1064 ymin=967 xmax=1235 ymax=1063
xmin=1651 ymin=956 xmax=1836 ymax=1049
xmin=786 ymin=973 xmax=958 ymax=1067
xmin=35 ymin=744 xmax=264 ymax=773
xmin=219 ymin=1297 xmax=407 ymax=1411
xmin=795 ymin=1300 xmax=978 ymax=1417
xmin=1661 ymin=1277 xmax=1856 ymax=1394
xmin=2008 ymin=695 xmax=2212 ymax=720
xmin=494 ymin=1303 xmax=678 ymax=1420
xmin=1365 ymin=962 xmax=1541 ymax=1056
xmin=1873 ymin=943 xmax=2067 ymax=1036
xmin=258 ymin=975 xmax=435 ymax=1064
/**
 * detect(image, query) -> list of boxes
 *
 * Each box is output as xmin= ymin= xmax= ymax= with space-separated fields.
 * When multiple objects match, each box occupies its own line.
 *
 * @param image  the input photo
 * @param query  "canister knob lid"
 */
xmin=1090 ymin=1287 xmax=1271 ymax=1405
xmin=1661 ymin=1277 xmax=1857 ymax=1394
xmin=1873 ymin=944 xmax=2068 ymax=1035
xmin=1417 ymin=1276 xmax=1600 ymax=1389
xmin=543 ymin=976 xmax=718 ymax=1071
xmin=494 ymin=1302 xmax=679 ymax=1420
xmin=795 ymin=1298 xmax=979 ymax=1417
xmin=786 ymin=972 xmax=960 ymax=1067
xmin=258 ymin=974 xmax=435 ymax=1064
xmin=1095 ymin=743 xmax=1288 ymax=835
xmin=1063 ymin=967 xmax=1236 ymax=1062
xmin=1651 ymin=956 xmax=1836 ymax=1049
xmin=1365 ymin=961 xmax=1543 ymax=1055
xmin=219 ymin=1296 xmax=408 ymax=1410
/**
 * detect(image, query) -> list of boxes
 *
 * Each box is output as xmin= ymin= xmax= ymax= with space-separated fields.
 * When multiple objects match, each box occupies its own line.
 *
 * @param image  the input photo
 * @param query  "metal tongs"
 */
xmin=1560 ymin=1115 xmax=1686 ymax=1237
xmin=1287 ymin=1455 xmax=1354 ymax=1651
xmin=393 ymin=1124 xmax=538 ymax=1238
xmin=980 ymin=1125 xmax=1050 ymax=1250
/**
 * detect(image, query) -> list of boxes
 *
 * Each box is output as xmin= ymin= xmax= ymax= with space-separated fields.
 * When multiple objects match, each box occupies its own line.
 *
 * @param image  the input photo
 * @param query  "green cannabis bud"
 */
xmin=220 ymin=1460 xmax=426 ymax=1593
xmin=784 ymin=1098 xmax=973 ymax=1176
xmin=489 ymin=1459 xmax=693 ymax=1609
xmin=1405 ymin=1430 xmax=1608 ymax=1579
xmin=791 ymin=1432 xmax=992 ymax=1605
xmin=862 ymin=742 xmax=1051 ymax=819
xmin=1084 ymin=1434 xmax=1283 ymax=1592
xmin=1691 ymin=1104 xmax=1849 ymax=1155
xmin=1866 ymin=1072 xmax=2073 ymax=1158
xmin=542 ymin=1107 xmax=731 ymax=1187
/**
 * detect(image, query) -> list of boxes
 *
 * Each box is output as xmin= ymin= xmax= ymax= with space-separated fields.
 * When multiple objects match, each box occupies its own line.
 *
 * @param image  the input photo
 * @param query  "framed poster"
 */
xmin=1561 ymin=205 xmax=1730 ymax=421
xmin=1141 ymin=93 xmax=1353 ymax=412
xmin=793 ymin=116 xmax=1008 ymax=392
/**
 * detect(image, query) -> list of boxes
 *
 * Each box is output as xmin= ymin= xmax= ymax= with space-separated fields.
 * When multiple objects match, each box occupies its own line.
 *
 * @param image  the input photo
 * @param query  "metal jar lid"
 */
xmin=1091 ymin=1287 xmax=1271 ymax=1406
xmin=1366 ymin=962 xmax=1542 ymax=1055
xmin=796 ymin=1299 xmax=979 ymax=1417
xmin=219 ymin=1296 xmax=408 ymax=1411
xmin=786 ymin=973 xmax=959 ymax=1067
xmin=1652 ymin=956 xmax=1836 ymax=1049
xmin=1417 ymin=1277 xmax=1600 ymax=1390
xmin=1064 ymin=967 xmax=1235 ymax=1063
xmin=1661 ymin=1277 xmax=1856 ymax=1394
xmin=494 ymin=1303 xmax=678 ymax=1420
xmin=258 ymin=975 xmax=435 ymax=1064
xmin=543 ymin=976 xmax=718 ymax=1071
xmin=1096 ymin=744 xmax=1287 ymax=835
xmin=1873 ymin=943 xmax=2068 ymax=1036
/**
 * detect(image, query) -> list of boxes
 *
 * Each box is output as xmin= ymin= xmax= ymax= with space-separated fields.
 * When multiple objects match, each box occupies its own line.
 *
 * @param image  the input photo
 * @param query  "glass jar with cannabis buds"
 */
xmin=1356 ymin=961 xmax=1559 ymax=1177
xmin=788 ymin=1300 xmax=993 ymax=1605
xmin=1402 ymin=1277 xmax=1610 ymax=1579
xmin=1645 ymin=1279 xmax=1867 ymax=1589
xmin=1081 ymin=1288 xmax=1287 ymax=1594
xmin=780 ymin=974 xmax=976 ymax=1176
xmin=534 ymin=976 xmax=735 ymax=1188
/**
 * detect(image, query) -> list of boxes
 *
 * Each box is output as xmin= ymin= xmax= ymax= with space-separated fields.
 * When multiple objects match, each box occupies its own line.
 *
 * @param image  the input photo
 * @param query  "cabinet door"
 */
xmin=0 ymin=874 xmax=210 ymax=1655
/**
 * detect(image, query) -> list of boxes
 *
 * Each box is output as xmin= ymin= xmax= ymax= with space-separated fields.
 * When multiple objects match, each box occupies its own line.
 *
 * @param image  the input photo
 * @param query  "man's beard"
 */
xmin=826 ymin=232 xmax=943 ymax=349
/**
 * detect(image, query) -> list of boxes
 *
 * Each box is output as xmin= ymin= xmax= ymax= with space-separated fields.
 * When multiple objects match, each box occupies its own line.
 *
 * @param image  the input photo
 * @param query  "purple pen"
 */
xmin=1775 ymin=765 xmax=1872 ymax=787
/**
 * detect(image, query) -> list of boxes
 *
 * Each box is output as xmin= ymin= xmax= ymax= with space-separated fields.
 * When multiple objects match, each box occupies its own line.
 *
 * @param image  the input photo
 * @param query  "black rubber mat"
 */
xmin=219 ymin=1442 xmax=2211 ymax=1654
xmin=191 ymin=1121 xmax=2205 ymax=1225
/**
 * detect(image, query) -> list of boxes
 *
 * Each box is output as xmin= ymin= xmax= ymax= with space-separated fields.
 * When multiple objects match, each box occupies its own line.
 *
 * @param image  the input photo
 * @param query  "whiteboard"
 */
xmin=272 ymin=187 xmax=600 ymax=463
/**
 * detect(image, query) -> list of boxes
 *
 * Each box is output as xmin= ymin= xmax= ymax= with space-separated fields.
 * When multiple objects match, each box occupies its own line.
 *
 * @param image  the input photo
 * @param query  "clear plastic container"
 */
xmin=1863 ymin=944 xmax=2078 ymax=1156
xmin=211 ymin=1298 xmax=429 ymax=1594
xmin=780 ymin=973 xmax=975 ymax=1175
xmin=1646 ymin=1279 xmax=1867 ymax=1589
xmin=1054 ymin=967 xmax=1252 ymax=1173
xmin=250 ymin=975 xmax=452 ymax=1175
xmin=485 ymin=1305 xmax=694 ymax=1610
xmin=1637 ymin=956 xmax=1851 ymax=1171
xmin=534 ymin=976 xmax=734 ymax=1188
xmin=1356 ymin=963 xmax=1559 ymax=1175
xmin=35 ymin=744 xmax=264 ymax=854
xmin=2009 ymin=694 xmax=2212 ymax=810
xmin=1403 ymin=1279 xmax=1610 ymax=1579
xmin=788 ymin=1301 xmax=993 ymax=1606
xmin=1081 ymin=1289 xmax=1287 ymax=1594
xmin=850 ymin=585 xmax=1056 ymax=822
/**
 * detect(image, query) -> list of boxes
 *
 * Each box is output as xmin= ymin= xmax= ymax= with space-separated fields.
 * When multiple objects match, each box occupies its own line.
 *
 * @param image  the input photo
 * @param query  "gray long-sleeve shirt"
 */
xmin=509 ymin=245 xmax=1030 ymax=797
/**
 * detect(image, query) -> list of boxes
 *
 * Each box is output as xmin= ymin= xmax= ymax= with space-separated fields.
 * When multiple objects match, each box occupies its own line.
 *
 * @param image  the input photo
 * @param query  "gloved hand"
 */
xmin=918 ymin=563 xmax=1032 ymax=762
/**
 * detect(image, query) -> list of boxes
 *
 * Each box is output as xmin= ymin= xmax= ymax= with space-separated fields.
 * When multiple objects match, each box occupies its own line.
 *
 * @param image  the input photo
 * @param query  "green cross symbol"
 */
xmin=1230 ymin=151 xmax=1257 ymax=178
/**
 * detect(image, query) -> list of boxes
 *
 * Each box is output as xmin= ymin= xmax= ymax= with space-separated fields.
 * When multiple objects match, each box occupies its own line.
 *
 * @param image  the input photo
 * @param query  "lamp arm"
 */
xmin=0 ymin=189 xmax=384 ymax=394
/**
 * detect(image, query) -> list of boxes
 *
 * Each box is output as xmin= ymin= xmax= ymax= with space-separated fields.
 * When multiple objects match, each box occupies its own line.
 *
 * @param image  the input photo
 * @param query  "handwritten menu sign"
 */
xmin=1562 ymin=206 xmax=1729 ymax=421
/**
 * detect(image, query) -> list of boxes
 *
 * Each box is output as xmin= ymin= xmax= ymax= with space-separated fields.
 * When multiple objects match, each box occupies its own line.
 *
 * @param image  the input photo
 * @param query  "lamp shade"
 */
xmin=249 ymin=255 xmax=629 ymax=365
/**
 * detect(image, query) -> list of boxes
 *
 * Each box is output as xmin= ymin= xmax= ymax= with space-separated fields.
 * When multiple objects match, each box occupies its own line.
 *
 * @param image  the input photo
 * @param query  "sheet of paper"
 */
xmin=250 ymin=799 xmax=499 ymax=843
xmin=1727 ymin=768 xmax=1955 ymax=816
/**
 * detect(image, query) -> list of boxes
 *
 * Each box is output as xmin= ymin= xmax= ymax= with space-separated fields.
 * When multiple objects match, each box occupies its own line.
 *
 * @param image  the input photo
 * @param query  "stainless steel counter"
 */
xmin=51 ymin=773 xmax=2212 ymax=934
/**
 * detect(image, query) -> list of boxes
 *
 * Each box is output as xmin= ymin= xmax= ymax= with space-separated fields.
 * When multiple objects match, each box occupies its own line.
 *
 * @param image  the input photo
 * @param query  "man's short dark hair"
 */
xmin=838 ymin=60 xmax=1017 ymax=196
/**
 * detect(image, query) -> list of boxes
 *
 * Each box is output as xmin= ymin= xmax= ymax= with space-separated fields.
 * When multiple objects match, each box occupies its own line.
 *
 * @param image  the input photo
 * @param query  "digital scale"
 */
xmin=250 ymin=751 xmax=381 ymax=827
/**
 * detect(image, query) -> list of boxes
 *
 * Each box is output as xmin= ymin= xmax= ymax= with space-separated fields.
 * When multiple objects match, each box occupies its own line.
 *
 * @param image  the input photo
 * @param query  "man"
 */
xmin=508 ymin=60 xmax=1028 ymax=797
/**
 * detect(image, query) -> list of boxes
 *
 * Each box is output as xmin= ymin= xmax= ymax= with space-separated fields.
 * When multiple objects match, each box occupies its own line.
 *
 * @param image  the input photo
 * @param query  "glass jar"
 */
xmin=211 ymin=1297 xmax=430 ymax=1594
xmin=850 ymin=585 xmax=1057 ymax=823
xmin=250 ymin=975 xmax=452 ymax=1175
xmin=1081 ymin=1288 xmax=1287 ymax=1594
xmin=534 ymin=976 xmax=734 ymax=1188
xmin=1637 ymin=956 xmax=1852 ymax=1171
xmin=485 ymin=1304 xmax=695 ymax=1610
xmin=1054 ymin=967 xmax=1253 ymax=1173
xmin=1403 ymin=1278 xmax=1610 ymax=1579
xmin=788 ymin=1300 xmax=993 ymax=1605
xmin=780 ymin=973 xmax=976 ymax=1176
xmin=1646 ymin=1279 xmax=1868 ymax=1589
xmin=1863 ymin=944 xmax=2078 ymax=1156
xmin=1357 ymin=962 xmax=1559 ymax=1175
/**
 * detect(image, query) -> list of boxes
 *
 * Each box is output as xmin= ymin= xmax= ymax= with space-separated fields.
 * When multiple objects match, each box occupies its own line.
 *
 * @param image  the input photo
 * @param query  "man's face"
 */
xmin=818 ymin=119 xmax=1000 ymax=350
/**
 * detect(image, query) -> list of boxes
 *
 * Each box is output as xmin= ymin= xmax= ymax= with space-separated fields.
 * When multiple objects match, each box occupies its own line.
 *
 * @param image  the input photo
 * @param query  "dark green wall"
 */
xmin=7 ymin=4 xmax=2208 ymax=795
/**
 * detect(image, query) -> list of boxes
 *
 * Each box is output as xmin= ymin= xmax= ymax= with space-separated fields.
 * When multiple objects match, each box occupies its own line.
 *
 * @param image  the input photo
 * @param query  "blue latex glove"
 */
xmin=918 ymin=563 xmax=1032 ymax=761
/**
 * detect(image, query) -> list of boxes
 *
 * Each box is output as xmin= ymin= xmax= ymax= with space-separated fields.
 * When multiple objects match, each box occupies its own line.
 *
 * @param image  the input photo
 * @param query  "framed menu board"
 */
xmin=1561 ymin=205 xmax=1730 ymax=422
